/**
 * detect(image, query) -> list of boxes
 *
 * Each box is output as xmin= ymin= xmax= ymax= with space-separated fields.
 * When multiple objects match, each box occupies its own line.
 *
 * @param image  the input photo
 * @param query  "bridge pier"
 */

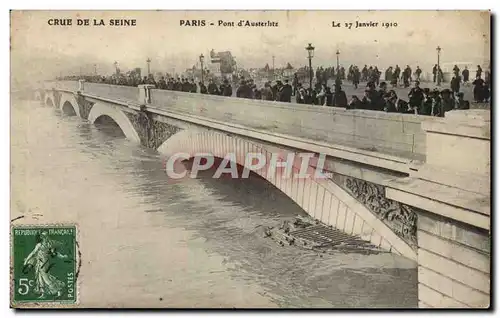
xmin=386 ymin=110 xmax=490 ymax=308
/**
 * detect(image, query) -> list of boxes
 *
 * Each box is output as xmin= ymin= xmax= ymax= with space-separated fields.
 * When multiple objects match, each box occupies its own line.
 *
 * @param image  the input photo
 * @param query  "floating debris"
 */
xmin=265 ymin=215 xmax=385 ymax=255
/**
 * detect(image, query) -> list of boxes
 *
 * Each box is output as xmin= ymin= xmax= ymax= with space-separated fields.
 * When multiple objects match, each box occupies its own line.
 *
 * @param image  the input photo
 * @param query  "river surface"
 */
xmin=11 ymin=99 xmax=417 ymax=308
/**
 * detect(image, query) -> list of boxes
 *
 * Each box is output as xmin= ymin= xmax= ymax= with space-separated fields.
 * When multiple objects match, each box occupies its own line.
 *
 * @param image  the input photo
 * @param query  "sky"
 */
xmin=10 ymin=10 xmax=490 ymax=83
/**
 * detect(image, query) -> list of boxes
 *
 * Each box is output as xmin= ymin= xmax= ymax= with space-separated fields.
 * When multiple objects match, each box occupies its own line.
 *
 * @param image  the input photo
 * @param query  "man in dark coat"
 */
xmin=348 ymin=95 xmax=363 ymax=110
xmin=272 ymin=80 xmax=283 ymax=101
xmin=262 ymin=82 xmax=274 ymax=101
xmin=476 ymin=65 xmax=483 ymax=79
xmin=472 ymin=76 xmax=485 ymax=102
xmin=220 ymin=79 xmax=232 ymax=97
xmin=415 ymin=66 xmax=422 ymax=82
xmin=236 ymin=80 xmax=251 ymax=98
xmin=189 ymin=79 xmax=197 ymax=93
xmin=295 ymin=87 xmax=306 ymax=104
xmin=462 ymin=66 xmax=470 ymax=84
xmin=419 ymin=88 xmax=433 ymax=116
xmin=408 ymin=81 xmax=424 ymax=110
xmin=450 ymin=75 xmax=461 ymax=94
xmin=181 ymin=78 xmax=191 ymax=92
xmin=352 ymin=66 xmax=360 ymax=89
xmin=439 ymin=89 xmax=456 ymax=117
xmin=432 ymin=64 xmax=438 ymax=83
xmin=174 ymin=78 xmax=182 ymax=91
xmin=362 ymin=65 xmax=368 ymax=82
xmin=207 ymin=78 xmax=219 ymax=95
xmin=332 ymin=83 xmax=348 ymax=107
xmin=402 ymin=65 xmax=411 ymax=88
xmin=292 ymin=73 xmax=299 ymax=96
xmin=199 ymin=82 xmax=208 ymax=94
xmin=280 ymin=79 xmax=293 ymax=102
xmin=158 ymin=76 xmax=167 ymax=89
xmin=430 ymin=89 xmax=442 ymax=116
xmin=384 ymin=90 xmax=411 ymax=113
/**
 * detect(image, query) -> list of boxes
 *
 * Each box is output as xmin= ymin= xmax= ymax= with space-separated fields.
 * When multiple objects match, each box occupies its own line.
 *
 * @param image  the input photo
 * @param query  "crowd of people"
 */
xmin=58 ymin=62 xmax=490 ymax=118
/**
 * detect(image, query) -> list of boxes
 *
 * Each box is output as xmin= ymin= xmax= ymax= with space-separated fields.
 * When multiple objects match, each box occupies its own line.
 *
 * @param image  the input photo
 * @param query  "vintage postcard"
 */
xmin=10 ymin=10 xmax=491 ymax=308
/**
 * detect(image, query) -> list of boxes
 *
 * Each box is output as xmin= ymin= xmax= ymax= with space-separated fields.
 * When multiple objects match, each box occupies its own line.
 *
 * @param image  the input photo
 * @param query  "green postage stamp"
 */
xmin=11 ymin=224 xmax=79 ymax=306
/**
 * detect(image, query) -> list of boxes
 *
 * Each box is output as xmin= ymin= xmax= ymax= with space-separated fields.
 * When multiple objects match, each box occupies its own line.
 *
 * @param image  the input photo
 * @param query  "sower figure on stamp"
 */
xmin=23 ymin=231 xmax=68 ymax=299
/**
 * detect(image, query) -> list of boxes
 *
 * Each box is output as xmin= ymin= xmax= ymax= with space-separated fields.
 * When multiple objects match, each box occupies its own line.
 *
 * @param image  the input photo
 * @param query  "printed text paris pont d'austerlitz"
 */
xmin=180 ymin=20 xmax=279 ymax=27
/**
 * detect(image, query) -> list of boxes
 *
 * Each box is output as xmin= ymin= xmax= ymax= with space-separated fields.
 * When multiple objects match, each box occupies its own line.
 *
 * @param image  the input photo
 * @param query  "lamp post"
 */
xmin=336 ymin=49 xmax=340 ymax=69
xmin=114 ymin=61 xmax=118 ymax=75
xmin=272 ymin=55 xmax=275 ymax=80
xmin=306 ymin=43 xmax=315 ymax=89
xmin=199 ymin=54 xmax=205 ymax=84
xmin=146 ymin=58 xmax=151 ymax=76
xmin=436 ymin=46 xmax=442 ymax=86
xmin=94 ymin=64 xmax=97 ymax=76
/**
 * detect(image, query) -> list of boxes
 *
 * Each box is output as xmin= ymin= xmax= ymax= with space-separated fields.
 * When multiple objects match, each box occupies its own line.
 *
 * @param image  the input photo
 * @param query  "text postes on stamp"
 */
xmin=11 ymin=225 xmax=78 ymax=306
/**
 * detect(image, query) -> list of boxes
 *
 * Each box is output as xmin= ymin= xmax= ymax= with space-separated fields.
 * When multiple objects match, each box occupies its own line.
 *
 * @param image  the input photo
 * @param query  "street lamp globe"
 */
xmin=306 ymin=43 xmax=315 ymax=59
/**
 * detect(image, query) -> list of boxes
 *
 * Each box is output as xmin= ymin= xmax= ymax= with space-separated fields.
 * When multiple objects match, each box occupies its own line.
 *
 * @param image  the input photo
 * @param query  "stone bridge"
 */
xmin=34 ymin=80 xmax=490 ymax=308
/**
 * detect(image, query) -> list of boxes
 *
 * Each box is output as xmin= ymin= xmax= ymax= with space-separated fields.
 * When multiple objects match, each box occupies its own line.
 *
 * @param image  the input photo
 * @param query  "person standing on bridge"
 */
xmin=419 ymin=88 xmax=433 ymax=116
xmin=352 ymin=66 xmax=360 ymax=89
xmin=292 ymin=73 xmax=299 ymax=96
xmin=220 ymin=79 xmax=233 ymax=97
xmin=199 ymin=81 xmax=207 ymax=94
xmin=432 ymin=64 xmax=438 ymax=83
xmin=402 ymin=65 xmax=411 ymax=88
xmin=181 ymin=78 xmax=191 ymax=92
xmin=236 ymin=79 xmax=250 ymax=99
xmin=408 ymin=81 xmax=424 ymax=111
xmin=189 ymin=79 xmax=197 ymax=93
xmin=280 ymin=79 xmax=293 ymax=102
xmin=332 ymin=83 xmax=348 ymax=108
xmin=262 ymin=82 xmax=274 ymax=101
xmin=430 ymin=89 xmax=442 ymax=116
xmin=462 ymin=66 xmax=470 ymax=85
xmin=385 ymin=66 xmax=393 ymax=82
xmin=439 ymin=89 xmax=456 ymax=117
xmin=450 ymin=75 xmax=461 ymax=95
xmin=348 ymin=95 xmax=363 ymax=109
xmin=472 ymin=76 xmax=485 ymax=102
xmin=392 ymin=65 xmax=401 ymax=87
xmin=362 ymin=65 xmax=368 ymax=82
xmin=158 ymin=76 xmax=167 ymax=89
xmin=414 ymin=66 xmax=422 ymax=82
xmin=207 ymin=78 xmax=219 ymax=95
xmin=476 ymin=65 xmax=483 ymax=79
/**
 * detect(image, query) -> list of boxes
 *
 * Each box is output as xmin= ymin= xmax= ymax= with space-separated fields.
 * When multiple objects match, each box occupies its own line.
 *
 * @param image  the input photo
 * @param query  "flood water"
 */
xmin=11 ymin=99 xmax=417 ymax=308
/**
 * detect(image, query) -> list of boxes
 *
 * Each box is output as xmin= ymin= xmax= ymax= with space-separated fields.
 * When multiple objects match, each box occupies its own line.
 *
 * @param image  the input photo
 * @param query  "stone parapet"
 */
xmin=386 ymin=109 xmax=491 ymax=308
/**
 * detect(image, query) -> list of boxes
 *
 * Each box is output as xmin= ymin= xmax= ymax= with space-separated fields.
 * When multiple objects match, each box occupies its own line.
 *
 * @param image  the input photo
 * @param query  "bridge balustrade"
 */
xmin=46 ymin=81 xmax=427 ymax=161
xmin=149 ymin=89 xmax=427 ymax=160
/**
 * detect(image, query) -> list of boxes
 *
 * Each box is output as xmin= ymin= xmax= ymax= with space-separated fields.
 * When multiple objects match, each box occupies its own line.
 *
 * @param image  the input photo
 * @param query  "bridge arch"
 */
xmin=44 ymin=93 xmax=54 ymax=107
xmin=158 ymin=129 xmax=417 ymax=261
xmin=59 ymin=94 xmax=80 ymax=117
xmin=88 ymin=102 xmax=141 ymax=144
